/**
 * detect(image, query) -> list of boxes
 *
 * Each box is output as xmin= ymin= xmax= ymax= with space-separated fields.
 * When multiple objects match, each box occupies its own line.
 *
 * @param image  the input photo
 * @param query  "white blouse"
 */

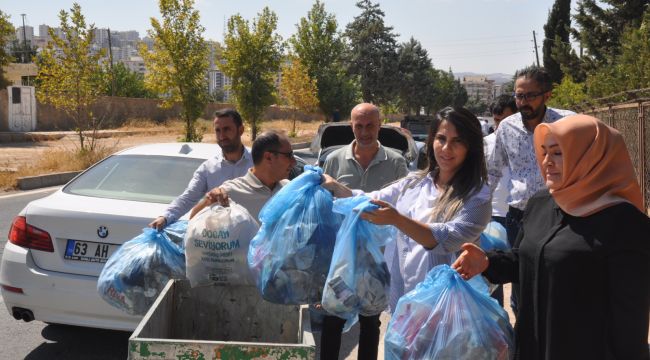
xmin=367 ymin=173 xmax=492 ymax=312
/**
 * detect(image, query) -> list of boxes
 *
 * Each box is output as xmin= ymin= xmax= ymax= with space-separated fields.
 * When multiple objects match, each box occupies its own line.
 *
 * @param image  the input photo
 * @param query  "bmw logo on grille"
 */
xmin=97 ymin=226 xmax=109 ymax=238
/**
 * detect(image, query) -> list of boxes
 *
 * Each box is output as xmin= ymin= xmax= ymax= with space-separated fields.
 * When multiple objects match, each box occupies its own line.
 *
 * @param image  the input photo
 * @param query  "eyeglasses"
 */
xmin=270 ymin=150 xmax=294 ymax=159
xmin=513 ymin=91 xmax=547 ymax=101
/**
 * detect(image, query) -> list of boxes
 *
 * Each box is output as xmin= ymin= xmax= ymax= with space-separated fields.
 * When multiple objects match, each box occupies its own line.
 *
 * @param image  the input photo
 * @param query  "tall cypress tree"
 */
xmin=543 ymin=0 xmax=572 ymax=84
xmin=397 ymin=38 xmax=435 ymax=114
xmin=344 ymin=0 xmax=399 ymax=106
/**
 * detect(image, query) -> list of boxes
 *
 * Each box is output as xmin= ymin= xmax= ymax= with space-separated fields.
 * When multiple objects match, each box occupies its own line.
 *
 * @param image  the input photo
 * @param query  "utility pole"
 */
xmin=21 ymin=14 xmax=28 ymax=63
xmin=532 ymin=30 xmax=540 ymax=67
xmin=107 ymin=28 xmax=116 ymax=96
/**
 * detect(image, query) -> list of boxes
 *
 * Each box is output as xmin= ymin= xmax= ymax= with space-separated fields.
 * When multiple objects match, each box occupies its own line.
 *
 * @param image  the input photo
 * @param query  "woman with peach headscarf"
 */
xmin=452 ymin=114 xmax=649 ymax=360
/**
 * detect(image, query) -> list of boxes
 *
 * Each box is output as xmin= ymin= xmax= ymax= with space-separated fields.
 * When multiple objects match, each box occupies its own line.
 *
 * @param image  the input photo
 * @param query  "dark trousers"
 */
xmin=320 ymin=314 xmax=381 ymax=360
xmin=505 ymin=206 xmax=524 ymax=316
xmin=489 ymin=216 xmax=506 ymax=307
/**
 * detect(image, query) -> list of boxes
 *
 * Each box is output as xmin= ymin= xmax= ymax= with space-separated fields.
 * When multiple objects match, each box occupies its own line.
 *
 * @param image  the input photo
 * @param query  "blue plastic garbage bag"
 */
xmin=480 ymin=221 xmax=509 ymax=251
xmin=163 ymin=220 xmax=188 ymax=247
xmin=97 ymin=227 xmax=185 ymax=315
xmin=385 ymin=265 xmax=514 ymax=360
xmin=248 ymin=165 xmax=341 ymax=304
xmin=478 ymin=220 xmax=509 ymax=295
xmin=321 ymin=195 xmax=395 ymax=332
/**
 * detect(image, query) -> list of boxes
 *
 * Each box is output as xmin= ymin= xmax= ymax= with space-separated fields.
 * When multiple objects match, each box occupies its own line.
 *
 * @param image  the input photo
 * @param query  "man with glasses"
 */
xmin=149 ymin=108 xmax=253 ymax=230
xmin=320 ymin=102 xmax=408 ymax=360
xmin=189 ymin=130 xmax=296 ymax=220
xmin=487 ymin=66 xmax=574 ymax=315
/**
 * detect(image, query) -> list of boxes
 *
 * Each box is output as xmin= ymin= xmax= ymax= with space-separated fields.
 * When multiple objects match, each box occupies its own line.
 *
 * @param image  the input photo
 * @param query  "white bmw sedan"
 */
xmin=0 ymin=143 xmax=222 ymax=331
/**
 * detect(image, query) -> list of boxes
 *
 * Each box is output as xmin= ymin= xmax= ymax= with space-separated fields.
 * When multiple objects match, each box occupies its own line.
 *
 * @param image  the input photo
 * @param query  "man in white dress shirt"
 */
xmin=487 ymin=66 xmax=575 ymax=314
xmin=149 ymin=109 xmax=253 ymax=230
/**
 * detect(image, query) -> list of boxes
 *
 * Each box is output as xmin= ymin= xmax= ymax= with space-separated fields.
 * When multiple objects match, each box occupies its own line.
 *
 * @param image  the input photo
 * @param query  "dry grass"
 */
xmin=0 ymin=146 xmax=115 ymax=190
xmin=0 ymin=118 xmax=325 ymax=192
xmin=115 ymin=117 xmax=185 ymax=131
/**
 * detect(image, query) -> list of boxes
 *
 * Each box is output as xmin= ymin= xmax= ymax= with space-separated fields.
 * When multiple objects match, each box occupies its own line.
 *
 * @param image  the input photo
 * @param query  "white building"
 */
xmin=461 ymin=75 xmax=495 ymax=104
xmin=120 ymin=30 xmax=140 ymax=42
xmin=122 ymin=56 xmax=146 ymax=75
xmin=15 ymin=25 xmax=34 ymax=42
xmin=38 ymin=24 xmax=49 ymax=39
xmin=208 ymin=64 xmax=232 ymax=102
xmin=141 ymin=37 xmax=155 ymax=51
xmin=93 ymin=28 xmax=110 ymax=48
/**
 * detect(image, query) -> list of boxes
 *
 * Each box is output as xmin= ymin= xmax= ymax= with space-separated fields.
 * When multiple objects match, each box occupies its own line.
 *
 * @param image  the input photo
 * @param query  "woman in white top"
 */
xmin=323 ymin=106 xmax=492 ymax=312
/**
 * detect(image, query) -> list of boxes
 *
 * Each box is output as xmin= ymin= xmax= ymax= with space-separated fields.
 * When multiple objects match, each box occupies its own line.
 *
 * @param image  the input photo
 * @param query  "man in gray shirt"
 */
xmin=189 ymin=130 xmax=296 ymax=221
xmin=320 ymin=102 xmax=408 ymax=360
xmin=322 ymin=103 xmax=409 ymax=192
xmin=149 ymin=109 xmax=253 ymax=230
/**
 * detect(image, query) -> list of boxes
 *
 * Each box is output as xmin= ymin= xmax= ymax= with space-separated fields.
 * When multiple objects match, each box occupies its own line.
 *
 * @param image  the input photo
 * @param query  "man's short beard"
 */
xmin=220 ymin=143 xmax=240 ymax=154
xmin=520 ymin=105 xmax=543 ymax=121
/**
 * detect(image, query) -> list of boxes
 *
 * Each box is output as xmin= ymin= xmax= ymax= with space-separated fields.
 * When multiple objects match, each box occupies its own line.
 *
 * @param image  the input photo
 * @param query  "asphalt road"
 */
xmin=0 ymin=148 xmax=320 ymax=360
xmin=0 ymin=186 xmax=133 ymax=360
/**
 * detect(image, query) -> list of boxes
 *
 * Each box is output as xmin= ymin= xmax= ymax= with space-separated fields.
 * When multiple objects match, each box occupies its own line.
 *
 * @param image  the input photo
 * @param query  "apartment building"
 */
xmin=461 ymin=75 xmax=495 ymax=104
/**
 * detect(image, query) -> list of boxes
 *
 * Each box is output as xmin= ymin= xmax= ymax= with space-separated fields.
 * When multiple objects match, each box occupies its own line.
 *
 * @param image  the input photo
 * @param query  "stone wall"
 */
xmin=0 ymin=90 xmax=326 ymax=132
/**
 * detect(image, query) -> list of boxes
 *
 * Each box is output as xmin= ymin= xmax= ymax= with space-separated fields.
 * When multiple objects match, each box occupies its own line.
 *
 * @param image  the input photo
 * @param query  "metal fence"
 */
xmin=583 ymin=101 xmax=649 ymax=213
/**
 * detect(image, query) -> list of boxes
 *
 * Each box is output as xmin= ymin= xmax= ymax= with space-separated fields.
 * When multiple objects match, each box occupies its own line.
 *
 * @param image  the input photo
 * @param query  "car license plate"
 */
xmin=64 ymin=240 xmax=115 ymax=263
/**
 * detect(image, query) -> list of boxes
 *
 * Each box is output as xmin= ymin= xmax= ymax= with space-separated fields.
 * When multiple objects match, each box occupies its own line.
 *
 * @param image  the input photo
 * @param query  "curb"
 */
xmin=17 ymin=171 xmax=81 ymax=190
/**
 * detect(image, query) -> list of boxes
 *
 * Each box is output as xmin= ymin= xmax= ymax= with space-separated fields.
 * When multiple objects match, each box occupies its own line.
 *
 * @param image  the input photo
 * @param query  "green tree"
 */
xmin=551 ymin=38 xmax=586 ymax=83
xmin=103 ymin=62 xmax=153 ymax=98
xmin=140 ymin=0 xmax=209 ymax=142
xmin=0 ymin=10 xmax=15 ymax=88
xmin=279 ymin=57 xmax=319 ymax=137
xmin=397 ymin=38 xmax=435 ymax=114
xmin=464 ymin=98 xmax=489 ymax=116
xmin=344 ymin=0 xmax=399 ymax=105
xmin=221 ymin=7 xmax=283 ymax=139
xmin=547 ymin=75 xmax=588 ymax=109
xmin=424 ymin=70 xmax=467 ymax=114
xmin=10 ymin=40 xmax=38 ymax=64
xmin=208 ymin=88 xmax=226 ymax=103
xmin=36 ymin=3 xmax=106 ymax=152
xmin=573 ymin=0 xmax=649 ymax=66
xmin=543 ymin=0 xmax=572 ymax=84
xmin=290 ymin=0 xmax=358 ymax=120
xmin=583 ymin=7 xmax=650 ymax=100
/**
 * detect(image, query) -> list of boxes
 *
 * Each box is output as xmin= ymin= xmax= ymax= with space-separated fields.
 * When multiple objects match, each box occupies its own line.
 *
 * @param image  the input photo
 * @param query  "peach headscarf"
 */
xmin=533 ymin=114 xmax=644 ymax=217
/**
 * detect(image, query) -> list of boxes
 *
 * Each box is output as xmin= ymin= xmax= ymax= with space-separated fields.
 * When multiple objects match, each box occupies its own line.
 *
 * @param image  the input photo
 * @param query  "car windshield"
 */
xmin=64 ymin=154 xmax=205 ymax=203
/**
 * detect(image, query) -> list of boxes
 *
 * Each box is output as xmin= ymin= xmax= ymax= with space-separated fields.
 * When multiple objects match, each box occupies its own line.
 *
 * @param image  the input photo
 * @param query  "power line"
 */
xmin=430 ymin=46 xmax=534 ymax=57
xmin=427 ymin=39 xmax=532 ymax=47
xmin=432 ymin=49 xmax=533 ymax=60
xmin=425 ymin=34 xmax=530 ymax=46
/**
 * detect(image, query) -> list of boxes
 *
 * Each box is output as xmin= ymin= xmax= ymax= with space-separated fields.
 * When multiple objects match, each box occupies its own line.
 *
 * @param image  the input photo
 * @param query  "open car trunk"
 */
xmin=311 ymin=123 xmax=418 ymax=168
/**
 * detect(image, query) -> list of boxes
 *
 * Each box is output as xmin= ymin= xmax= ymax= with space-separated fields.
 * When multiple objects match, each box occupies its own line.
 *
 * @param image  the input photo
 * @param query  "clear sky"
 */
xmin=3 ymin=0 xmax=563 ymax=75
